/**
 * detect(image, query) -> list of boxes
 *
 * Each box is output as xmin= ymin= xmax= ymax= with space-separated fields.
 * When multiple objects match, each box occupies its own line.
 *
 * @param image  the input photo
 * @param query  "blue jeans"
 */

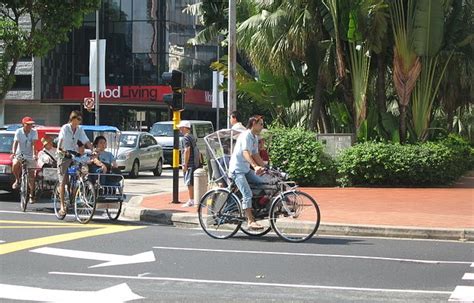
xmin=232 ymin=170 xmax=264 ymax=210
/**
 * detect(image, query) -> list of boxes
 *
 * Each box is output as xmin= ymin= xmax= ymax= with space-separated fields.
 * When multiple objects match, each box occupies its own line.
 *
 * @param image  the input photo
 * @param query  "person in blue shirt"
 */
xmin=229 ymin=115 xmax=266 ymax=230
xmin=91 ymin=135 xmax=117 ymax=174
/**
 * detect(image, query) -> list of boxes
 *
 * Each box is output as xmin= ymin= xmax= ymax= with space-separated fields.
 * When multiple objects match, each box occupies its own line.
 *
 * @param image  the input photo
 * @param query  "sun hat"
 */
xmin=21 ymin=116 xmax=35 ymax=124
xmin=177 ymin=120 xmax=191 ymax=129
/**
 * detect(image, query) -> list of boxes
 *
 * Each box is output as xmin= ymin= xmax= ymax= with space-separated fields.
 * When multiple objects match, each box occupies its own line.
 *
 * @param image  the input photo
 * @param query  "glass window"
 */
xmin=195 ymin=124 xmax=213 ymax=138
xmin=133 ymin=53 xmax=158 ymax=85
xmin=0 ymin=134 xmax=14 ymax=153
xmin=133 ymin=0 xmax=157 ymax=21
xmin=144 ymin=135 xmax=156 ymax=146
xmin=11 ymin=75 xmax=32 ymax=90
xmin=121 ymin=0 xmax=132 ymax=21
xmin=132 ymin=21 xmax=157 ymax=53
xmin=105 ymin=0 xmax=121 ymax=21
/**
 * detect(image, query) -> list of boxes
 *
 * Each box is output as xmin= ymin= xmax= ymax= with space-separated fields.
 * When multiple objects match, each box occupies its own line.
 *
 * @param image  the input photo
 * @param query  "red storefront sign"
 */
xmin=63 ymin=86 xmax=212 ymax=106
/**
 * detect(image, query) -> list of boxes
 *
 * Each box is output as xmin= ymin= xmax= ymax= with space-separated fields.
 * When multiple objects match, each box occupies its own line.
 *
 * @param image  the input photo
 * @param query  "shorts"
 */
xmin=57 ymin=158 xmax=73 ymax=185
xmin=13 ymin=157 xmax=36 ymax=169
xmin=183 ymin=167 xmax=195 ymax=186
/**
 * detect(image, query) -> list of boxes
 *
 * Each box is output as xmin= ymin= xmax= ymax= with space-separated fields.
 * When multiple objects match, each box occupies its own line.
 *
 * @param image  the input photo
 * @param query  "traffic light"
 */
xmin=162 ymin=70 xmax=184 ymax=110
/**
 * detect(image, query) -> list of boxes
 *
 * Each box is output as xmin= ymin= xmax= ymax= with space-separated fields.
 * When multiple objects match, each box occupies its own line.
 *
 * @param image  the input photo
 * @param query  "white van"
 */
xmin=150 ymin=120 xmax=214 ymax=164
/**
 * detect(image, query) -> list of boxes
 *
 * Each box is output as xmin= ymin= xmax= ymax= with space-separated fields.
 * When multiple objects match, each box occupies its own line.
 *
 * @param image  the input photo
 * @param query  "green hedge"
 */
xmin=337 ymin=135 xmax=473 ymax=186
xmin=268 ymin=127 xmax=336 ymax=186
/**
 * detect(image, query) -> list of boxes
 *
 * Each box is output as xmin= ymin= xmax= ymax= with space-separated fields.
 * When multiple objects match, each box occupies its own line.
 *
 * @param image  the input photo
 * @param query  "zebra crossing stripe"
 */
xmin=462 ymin=273 xmax=474 ymax=280
xmin=449 ymin=286 xmax=474 ymax=302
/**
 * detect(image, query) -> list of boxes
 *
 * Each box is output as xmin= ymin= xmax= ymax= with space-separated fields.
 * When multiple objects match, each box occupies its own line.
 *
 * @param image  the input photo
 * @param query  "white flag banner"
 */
xmin=89 ymin=39 xmax=106 ymax=93
xmin=212 ymin=71 xmax=224 ymax=108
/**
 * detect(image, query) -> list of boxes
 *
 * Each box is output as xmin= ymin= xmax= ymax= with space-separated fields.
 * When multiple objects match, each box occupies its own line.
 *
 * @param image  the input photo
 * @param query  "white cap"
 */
xmin=177 ymin=120 xmax=191 ymax=129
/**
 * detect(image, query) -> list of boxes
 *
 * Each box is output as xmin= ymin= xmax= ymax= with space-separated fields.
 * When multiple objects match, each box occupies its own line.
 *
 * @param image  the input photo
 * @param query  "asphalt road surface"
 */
xmin=0 ymin=199 xmax=473 ymax=302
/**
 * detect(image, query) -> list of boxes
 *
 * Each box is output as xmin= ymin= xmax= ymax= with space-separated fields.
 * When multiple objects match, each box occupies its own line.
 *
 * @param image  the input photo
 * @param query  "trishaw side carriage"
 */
xmin=51 ymin=125 xmax=125 ymax=223
xmin=198 ymin=129 xmax=321 ymax=242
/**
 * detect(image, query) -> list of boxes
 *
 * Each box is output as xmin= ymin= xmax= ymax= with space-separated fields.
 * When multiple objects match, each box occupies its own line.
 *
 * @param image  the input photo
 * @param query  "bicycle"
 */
xmin=198 ymin=167 xmax=321 ymax=242
xmin=17 ymin=154 xmax=35 ymax=212
xmin=52 ymin=151 xmax=96 ymax=223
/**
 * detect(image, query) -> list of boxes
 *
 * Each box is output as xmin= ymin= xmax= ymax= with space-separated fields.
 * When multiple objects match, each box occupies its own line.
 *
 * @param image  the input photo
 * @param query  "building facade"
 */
xmin=4 ymin=0 xmax=218 ymax=129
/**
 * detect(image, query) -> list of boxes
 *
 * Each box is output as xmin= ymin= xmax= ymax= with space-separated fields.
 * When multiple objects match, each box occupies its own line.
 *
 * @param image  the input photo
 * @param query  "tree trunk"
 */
xmin=376 ymin=53 xmax=387 ymax=113
xmin=399 ymin=104 xmax=408 ymax=143
xmin=310 ymin=71 xmax=326 ymax=131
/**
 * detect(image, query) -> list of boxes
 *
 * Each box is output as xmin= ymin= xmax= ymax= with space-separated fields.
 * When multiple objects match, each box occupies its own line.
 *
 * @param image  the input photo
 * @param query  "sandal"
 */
xmin=248 ymin=222 xmax=265 ymax=230
xmin=58 ymin=209 xmax=66 ymax=218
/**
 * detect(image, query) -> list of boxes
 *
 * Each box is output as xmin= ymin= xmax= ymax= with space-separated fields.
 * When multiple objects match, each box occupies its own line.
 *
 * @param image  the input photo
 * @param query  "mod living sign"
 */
xmin=63 ymin=85 xmax=211 ymax=106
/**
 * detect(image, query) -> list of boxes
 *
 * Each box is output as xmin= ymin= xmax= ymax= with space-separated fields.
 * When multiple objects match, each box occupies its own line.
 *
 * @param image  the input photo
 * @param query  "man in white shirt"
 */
xmin=11 ymin=117 xmax=38 ymax=203
xmin=56 ymin=111 xmax=92 ymax=218
xmin=38 ymin=137 xmax=57 ymax=168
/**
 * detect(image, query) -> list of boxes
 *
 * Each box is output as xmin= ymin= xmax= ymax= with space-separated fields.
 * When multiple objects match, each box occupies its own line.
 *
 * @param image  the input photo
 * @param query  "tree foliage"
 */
xmin=0 ymin=0 xmax=100 ymax=100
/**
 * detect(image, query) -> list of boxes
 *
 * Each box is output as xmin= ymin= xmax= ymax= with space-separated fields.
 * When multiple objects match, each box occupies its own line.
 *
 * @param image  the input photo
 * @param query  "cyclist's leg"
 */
xmin=12 ymin=158 xmax=21 ymax=188
xmin=244 ymin=171 xmax=266 ymax=229
xmin=27 ymin=160 xmax=36 ymax=201
xmin=233 ymin=172 xmax=261 ymax=229
xmin=57 ymin=158 xmax=72 ymax=213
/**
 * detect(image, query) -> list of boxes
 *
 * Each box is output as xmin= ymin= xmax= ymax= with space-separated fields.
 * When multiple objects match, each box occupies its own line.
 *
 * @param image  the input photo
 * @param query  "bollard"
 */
xmin=193 ymin=168 xmax=208 ymax=203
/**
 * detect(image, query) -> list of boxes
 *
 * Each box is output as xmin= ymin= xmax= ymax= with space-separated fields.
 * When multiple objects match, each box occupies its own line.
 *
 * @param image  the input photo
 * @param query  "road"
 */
xmin=0 ymin=196 xmax=473 ymax=302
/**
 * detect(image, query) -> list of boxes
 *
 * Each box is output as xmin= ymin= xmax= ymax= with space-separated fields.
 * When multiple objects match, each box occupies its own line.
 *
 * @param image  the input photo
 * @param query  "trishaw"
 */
xmin=51 ymin=125 xmax=125 ymax=223
xmin=198 ymin=129 xmax=321 ymax=242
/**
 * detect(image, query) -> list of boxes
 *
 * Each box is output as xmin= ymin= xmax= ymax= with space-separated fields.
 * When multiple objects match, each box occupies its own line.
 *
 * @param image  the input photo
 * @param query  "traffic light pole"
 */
xmin=171 ymin=110 xmax=181 ymax=203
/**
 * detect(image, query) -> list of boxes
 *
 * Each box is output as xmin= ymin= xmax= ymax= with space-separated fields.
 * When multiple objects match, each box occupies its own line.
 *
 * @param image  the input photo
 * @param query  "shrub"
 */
xmin=337 ymin=138 xmax=472 ymax=186
xmin=268 ymin=127 xmax=336 ymax=186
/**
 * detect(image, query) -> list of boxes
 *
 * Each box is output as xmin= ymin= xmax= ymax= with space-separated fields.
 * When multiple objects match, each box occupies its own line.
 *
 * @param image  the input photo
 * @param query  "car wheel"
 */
xmin=153 ymin=159 xmax=163 ymax=176
xmin=129 ymin=160 xmax=140 ymax=178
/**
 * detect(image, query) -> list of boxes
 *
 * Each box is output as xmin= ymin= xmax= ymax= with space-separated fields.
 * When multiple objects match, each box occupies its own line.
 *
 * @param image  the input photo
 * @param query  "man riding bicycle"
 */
xmin=56 ymin=111 xmax=92 ymax=217
xmin=11 ymin=116 xmax=38 ymax=203
xmin=228 ymin=115 xmax=266 ymax=230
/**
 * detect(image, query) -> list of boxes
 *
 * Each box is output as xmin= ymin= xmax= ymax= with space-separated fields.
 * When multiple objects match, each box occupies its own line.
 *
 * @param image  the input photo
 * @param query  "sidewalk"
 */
xmin=121 ymin=172 xmax=474 ymax=241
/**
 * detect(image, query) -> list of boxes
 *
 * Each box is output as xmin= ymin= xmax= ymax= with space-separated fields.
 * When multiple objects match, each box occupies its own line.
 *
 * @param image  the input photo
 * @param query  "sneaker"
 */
xmin=28 ymin=196 xmax=35 ymax=204
xmin=181 ymin=199 xmax=195 ymax=208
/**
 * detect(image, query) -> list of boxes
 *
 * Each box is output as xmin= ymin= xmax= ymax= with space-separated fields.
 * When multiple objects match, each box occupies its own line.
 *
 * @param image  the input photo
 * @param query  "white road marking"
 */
xmin=31 ymin=247 xmax=155 ymax=268
xmin=49 ymin=271 xmax=451 ymax=295
xmin=152 ymin=246 xmax=472 ymax=265
xmin=0 ymin=282 xmax=143 ymax=302
xmin=0 ymin=240 xmax=5 ymax=243
xmin=449 ymin=286 xmax=474 ymax=301
xmin=462 ymin=273 xmax=474 ymax=280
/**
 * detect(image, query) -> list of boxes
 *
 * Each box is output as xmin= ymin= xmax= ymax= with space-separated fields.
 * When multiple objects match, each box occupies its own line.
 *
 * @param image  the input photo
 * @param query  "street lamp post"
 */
xmin=227 ymin=0 xmax=236 ymax=128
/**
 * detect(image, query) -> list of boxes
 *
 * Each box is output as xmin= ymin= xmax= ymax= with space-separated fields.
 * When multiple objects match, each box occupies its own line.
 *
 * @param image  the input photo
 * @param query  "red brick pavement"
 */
xmin=141 ymin=185 xmax=473 ymax=229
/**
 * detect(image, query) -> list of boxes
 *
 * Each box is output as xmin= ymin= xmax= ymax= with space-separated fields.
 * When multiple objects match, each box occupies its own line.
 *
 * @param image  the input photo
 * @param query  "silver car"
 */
xmin=116 ymin=131 xmax=164 ymax=178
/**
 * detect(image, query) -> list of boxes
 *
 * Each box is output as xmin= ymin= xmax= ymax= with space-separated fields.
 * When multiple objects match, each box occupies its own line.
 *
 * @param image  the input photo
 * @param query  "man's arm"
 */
xmin=242 ymin=150 xmax=264 ymax=174
xmin=11 ymin=141 xmax=18 ymax=158
xmin=183 ymin=146 xmax=191 ymax=172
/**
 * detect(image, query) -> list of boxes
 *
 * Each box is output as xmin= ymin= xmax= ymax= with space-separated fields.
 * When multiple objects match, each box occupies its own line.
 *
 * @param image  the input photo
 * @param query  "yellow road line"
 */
xmin=0 ymin=225 xmax=146 ymax=255
xmin=0 ymin=220 xmax=111 ymax=228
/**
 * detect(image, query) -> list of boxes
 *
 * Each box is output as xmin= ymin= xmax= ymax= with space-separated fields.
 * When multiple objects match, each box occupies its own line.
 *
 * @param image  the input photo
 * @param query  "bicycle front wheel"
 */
xmin=52 ymin=182 xmax=69 ymax=220
xmin=19 ymin=169 xmax=29 ymax=212
xmin=198 ymin=189 xmax=243 ymax=239
xmin=74 ymin=181 xmax=96 ymax=224
xmin=269 ymin=191 xmax=320 ymax=242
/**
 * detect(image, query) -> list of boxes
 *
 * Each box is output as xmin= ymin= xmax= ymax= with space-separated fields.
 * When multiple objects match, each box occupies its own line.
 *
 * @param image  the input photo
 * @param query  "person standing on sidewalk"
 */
xmin=178 ymin=120 xmax=199 ymax=207
xmin=11 ymin=116 xmax=38 ymax=203
xmin=230 ymin=111 xmax=246 ymax=131
xmin=56 ymin=111 xmax=92 ymax=217
xmin=229 ymin=115 xmax=266 ymax=230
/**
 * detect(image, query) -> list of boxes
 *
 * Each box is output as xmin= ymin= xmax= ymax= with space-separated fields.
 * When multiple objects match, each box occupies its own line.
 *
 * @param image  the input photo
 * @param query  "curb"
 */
xmin=121 ymin=203 xmax=474 ymax=241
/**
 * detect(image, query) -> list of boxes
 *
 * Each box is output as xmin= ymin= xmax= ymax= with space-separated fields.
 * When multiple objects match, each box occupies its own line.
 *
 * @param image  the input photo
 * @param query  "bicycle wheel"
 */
xmin=198 ymin=189 xmax=243 ymax=239
xmin=19 ymin=169 xmax=29 ymax=212
xmin=52 ymin=182 xmax=69 ymax=220
xmin=106 ymin=201 xmax=122 ymax=220
xmin=269 ymin=191 xmax=320 ymax=242
xmin=74 ymin=181 xmax=96 ymax=224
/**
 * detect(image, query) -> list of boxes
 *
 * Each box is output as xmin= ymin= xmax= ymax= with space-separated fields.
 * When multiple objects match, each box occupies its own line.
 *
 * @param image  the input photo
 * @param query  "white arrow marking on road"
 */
xmin=0 ymin=240 xmax=5 ymax=243
xmin=449 ymin=286 xmax=474 ymax=302
xmin=30 ymin=247 xmax=155 ymax=268
xmin=463 ymin=273 xmax=474 ymax=280
xmin=0 ymin=282 xmax=143 ymax=302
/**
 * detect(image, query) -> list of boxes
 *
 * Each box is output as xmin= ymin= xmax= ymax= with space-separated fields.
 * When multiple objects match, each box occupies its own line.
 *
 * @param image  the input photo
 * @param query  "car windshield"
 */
xmin=120 ymin=134 xmax=138 ymax=148
xmin=0 ymin=133 xmax=14 ymax=153
xmin=150 ymin=124 xmax=182 ymax=137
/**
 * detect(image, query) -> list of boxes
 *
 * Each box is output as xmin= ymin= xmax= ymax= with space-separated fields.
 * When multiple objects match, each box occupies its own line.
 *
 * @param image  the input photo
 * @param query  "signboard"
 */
xmin=83 ymin=97 xmax=95 ymax=110
xmin=136 ymin=111 xmax=146 ymax=121
xmin=63 ymin=86 xmax=212 ymax=106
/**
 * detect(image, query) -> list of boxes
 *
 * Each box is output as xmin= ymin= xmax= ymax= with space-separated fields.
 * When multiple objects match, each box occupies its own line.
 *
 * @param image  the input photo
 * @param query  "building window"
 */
xmin=11 ymin=75 xmax=32 ymax=90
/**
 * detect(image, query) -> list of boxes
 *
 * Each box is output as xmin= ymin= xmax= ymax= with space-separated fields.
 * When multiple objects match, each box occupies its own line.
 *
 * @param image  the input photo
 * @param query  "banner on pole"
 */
xmin=212 ymin=71 xmax=224 ymax=108
xmin=89 ymin=39 xmax=106 ymax=93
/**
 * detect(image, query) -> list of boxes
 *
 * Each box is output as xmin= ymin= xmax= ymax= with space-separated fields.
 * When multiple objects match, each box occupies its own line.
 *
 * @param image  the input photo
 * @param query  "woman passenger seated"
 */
xmin=90 ymin=136 xmax=120 ymax=185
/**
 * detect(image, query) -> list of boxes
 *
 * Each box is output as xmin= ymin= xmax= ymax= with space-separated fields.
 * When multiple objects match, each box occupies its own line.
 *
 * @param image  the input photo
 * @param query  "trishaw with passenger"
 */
xmin=51 ymin=125 xmax=125 ymax=223
xmin=198 ymin=129 xmax=321 ymax=242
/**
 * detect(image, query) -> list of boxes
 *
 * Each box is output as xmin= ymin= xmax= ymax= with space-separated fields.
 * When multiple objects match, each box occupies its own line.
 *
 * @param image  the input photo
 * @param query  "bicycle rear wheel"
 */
xmin=269 ymin=191 xmax=320 ymax=242
xmin=19 ymin=169 xmax=29 ymax=212
xmin=198 ymin=189 xmax=243 ymax=239
xmin=74 ymin=181 xmax=96 ymax=224
xmin=106 ymin=201 xmax=122 ymax=220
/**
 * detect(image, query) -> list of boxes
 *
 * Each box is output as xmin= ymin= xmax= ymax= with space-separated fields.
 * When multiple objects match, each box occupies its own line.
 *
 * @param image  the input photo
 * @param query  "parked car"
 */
xmin=150 ymin=120 xmax=214 ymax=164
xmin=0 ymin=126 xmax=60 ymax=192
xmin=116 ymin=131 xmax=164 ymax=178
